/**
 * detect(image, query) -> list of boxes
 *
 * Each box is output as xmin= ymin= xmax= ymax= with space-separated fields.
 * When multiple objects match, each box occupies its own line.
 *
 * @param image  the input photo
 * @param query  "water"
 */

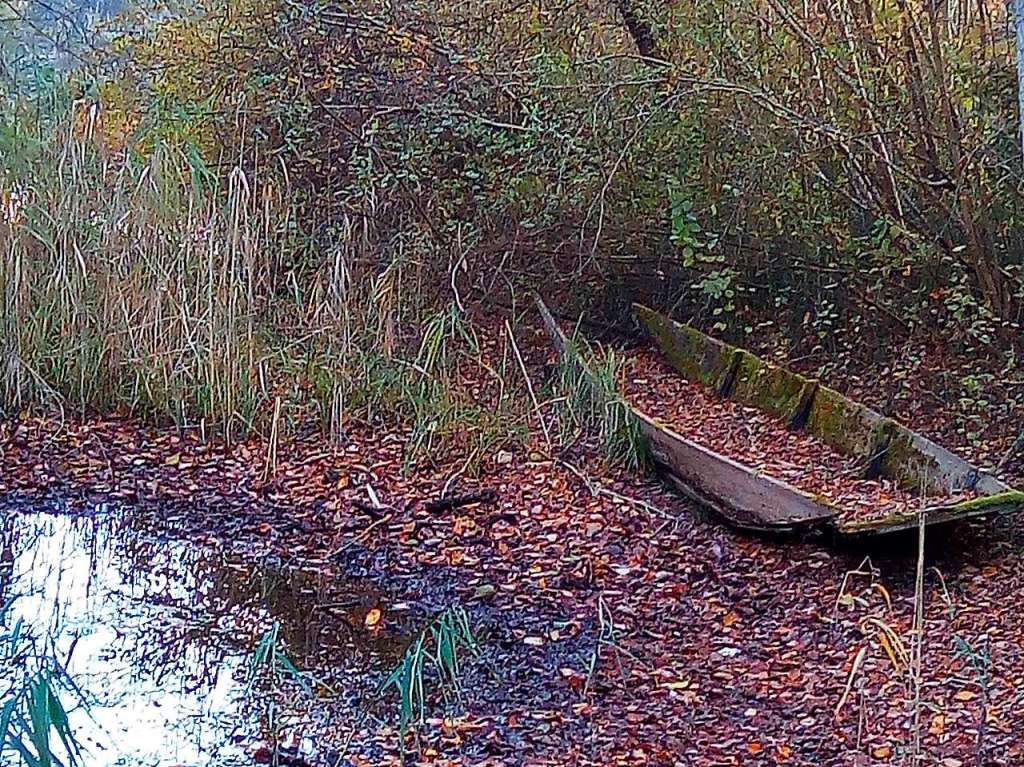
xmin=0 ymin=504 xmax=400 ymax=766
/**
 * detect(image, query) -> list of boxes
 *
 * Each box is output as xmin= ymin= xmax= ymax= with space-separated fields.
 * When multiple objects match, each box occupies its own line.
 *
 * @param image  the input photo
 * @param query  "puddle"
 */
xmin=0 ymin=503 xmax=406 ymax=766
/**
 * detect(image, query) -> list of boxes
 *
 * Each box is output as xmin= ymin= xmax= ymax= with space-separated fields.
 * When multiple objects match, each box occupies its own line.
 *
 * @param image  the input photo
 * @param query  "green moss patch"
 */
xmin=805 ymin=385 xmax=884 ymax=459
xmin=945 ymin=489 xmax=1024 ymax=514
xmin=834 ymin=490 xmax=1024 ymax=536
xmin=728 ymin=349 xmax=817 ymax=423
xmin=634 ymin=304 xmax=736 ymax=392
xmin=876 ymin=421 xmax=944 ymax=493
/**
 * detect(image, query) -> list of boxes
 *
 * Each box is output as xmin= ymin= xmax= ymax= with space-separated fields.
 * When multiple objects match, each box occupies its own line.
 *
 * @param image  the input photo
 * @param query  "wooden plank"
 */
xmin=538 ymin=296 xmax=837 ymax=531
xmin=804 ymin=383 xmax=886 ymax=461
xmin=728 ymin=349 xmax=819 ymax=425
xmin=636 ymin=303 xmax=820 ymax=426
xmin=878 ymin=421 xmax=1009 ymax=495
xmin=634 ymin=304 xmax=1010 ymax=497
xmin=636 ymin=412 xmax=837 ymax=529
xmin=634 ymin=303 xmax=737 ymax=393
xmin=807 ymin=384 xmax=1008 ymax=495
xmin=834 ymin=490 xmax=1024 ymax=537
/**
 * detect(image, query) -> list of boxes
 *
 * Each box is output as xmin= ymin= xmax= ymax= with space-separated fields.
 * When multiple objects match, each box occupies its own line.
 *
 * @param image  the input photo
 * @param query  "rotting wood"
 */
xmin=833 ymin=490 xmax=1024 ymax=536
xmin=539 ymin=297 xmax=1024 ymax=537
xmin=634 ymin=303 xmax=1009 ymax=496
xmin=424 ymin=489 xmax=498 ymax=514
xmin=537 ymin=296 xmax=835 ymax=531
xmin=633 ymin=304 xmax=737 ymax=392
xmin=629 ymin=303 xmax=1023 ymax=536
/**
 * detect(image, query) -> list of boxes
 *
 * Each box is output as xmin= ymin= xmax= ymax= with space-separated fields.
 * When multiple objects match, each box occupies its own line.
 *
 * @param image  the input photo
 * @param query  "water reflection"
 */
xmin=0 ymin=503 xmax=401 ymax=766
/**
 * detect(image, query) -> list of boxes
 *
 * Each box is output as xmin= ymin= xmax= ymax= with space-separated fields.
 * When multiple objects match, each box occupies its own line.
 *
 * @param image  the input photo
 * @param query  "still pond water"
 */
xmin=0 ymin=503 xmax=401 ymax=766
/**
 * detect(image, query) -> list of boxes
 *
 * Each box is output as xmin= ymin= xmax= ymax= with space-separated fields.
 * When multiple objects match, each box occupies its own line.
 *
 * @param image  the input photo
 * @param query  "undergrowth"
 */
xmin=0 ymin=77 xmax=526 ymax=461
xmin=379 ymin=605 xmax=480 ymax=740
xmin=0 ymin=596 xmax=85 ymax=766
xmin=552 ymin=335 xmax=651 ymax=473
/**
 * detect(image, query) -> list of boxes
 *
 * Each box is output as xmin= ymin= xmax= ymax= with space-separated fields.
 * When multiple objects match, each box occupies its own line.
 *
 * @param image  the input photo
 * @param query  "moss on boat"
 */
xmin=803 ymin=385 xmax=886 ymax=460
xmin=635 ymin=304 xmax=737 ymax=393
xmin=729 ymin=349 xmax=818 ymax=424
xmin=632 ymin=302 xmax=1024 ymax=536
xmin=834 ymin=490 xmax=1024 ymax=536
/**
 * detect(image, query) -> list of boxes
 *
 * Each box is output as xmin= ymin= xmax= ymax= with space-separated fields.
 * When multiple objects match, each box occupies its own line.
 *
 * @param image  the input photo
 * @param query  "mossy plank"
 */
xmin=876 ymin=421 xmax=943 ymax=494
xmin=729 ymin=349 xmax=817 ymax=423
xmin=877 ymin=420 xmax=1009 ymax=495
xmin=804 ymin=384 xmax=885 ymax=459
xmin=633 ymin=304 xmax=737 ymax=392
xmin=833 ymin=490 xmax=1024 ymax=536
xmin=636 ymin=411 xmax=837 ymax=529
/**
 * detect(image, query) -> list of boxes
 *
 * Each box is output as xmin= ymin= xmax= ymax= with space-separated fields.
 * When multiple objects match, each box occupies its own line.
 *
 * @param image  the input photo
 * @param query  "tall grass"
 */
xmin=379 ymin=605 xmax=479 ymax=739
xmin=553 ymin=337 xmax=650 ymax=472
xmin=0 ymin=596 xmax=85 ymax=766
xmin=1 ymin=87 xmax=285 ymax=437
xmin=0 ymin=79 xmax=520 ymax=450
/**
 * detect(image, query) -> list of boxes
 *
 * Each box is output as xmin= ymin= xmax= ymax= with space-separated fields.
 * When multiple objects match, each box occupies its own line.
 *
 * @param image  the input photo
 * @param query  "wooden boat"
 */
xmin=537 ymin=297 xmax=1024 ymax=537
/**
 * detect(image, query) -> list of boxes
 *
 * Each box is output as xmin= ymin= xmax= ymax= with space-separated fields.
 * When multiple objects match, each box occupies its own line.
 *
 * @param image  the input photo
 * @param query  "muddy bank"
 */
xmin=0 ymin=499 xmax=429 ymax=766
xmin=2 ymin=417 xmax=1024 ymax=765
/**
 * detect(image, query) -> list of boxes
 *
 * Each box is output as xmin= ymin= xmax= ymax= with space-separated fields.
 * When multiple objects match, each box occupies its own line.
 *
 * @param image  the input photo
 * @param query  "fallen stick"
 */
xmin=424 ymin=489 xmax=498 ymax=513
xmin=352 ymin=500 xmax=389 ymax=519
xmin=556 ymin=456 xmax=675 ymax=521
xmin=505 ymin=318 xmax=552 ymax=448
xmin=328 ymin=512 xmax=393 ymax=558
xmin=997 ymin=429 xmax=1024 ymax=472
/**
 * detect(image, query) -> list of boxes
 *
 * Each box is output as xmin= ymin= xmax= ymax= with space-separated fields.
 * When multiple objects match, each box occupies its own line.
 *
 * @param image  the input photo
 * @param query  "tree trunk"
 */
xmin=927 ymin=0 xmax=1016 ymax=320
xmin=612 ymin=0 xmax=664 ymax=60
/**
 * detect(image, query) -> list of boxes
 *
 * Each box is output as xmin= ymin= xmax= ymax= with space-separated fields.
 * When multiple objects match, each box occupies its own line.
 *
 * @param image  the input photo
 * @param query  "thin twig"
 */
xmin=505 ymin=319 xmax=551 ymax=448
xmin=996 ymin=428 xmax=1024 ymax=472
xmin=556 ymin=456 xmax=675 ymax=521
xmin=327 ymin=513 xmax=394 ymax=558
xmin=911 ymin=488 xmax=926 ymax=762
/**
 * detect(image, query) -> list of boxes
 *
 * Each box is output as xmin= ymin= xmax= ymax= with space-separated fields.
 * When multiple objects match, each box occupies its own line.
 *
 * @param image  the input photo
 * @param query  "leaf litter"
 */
xmin=619 ymin=347 xmax=979 ymax=524
xmin=1 ymin=326 xmax=1023 ymax=765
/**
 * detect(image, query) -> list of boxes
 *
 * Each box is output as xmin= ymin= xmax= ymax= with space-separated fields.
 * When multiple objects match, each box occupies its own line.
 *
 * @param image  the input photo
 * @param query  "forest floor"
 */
xmin=1 ymin=321 xmax=1023 ymax=767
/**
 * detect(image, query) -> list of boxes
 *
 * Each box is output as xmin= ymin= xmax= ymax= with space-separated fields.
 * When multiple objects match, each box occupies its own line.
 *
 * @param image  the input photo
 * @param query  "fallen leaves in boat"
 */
xmin=620 ymin=347 xmax=978 ymax=524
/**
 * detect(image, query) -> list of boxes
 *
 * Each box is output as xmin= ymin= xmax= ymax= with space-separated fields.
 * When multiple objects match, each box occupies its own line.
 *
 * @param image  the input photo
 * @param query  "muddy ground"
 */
xmin=2 ymin=401 xmax=1023 ymax=766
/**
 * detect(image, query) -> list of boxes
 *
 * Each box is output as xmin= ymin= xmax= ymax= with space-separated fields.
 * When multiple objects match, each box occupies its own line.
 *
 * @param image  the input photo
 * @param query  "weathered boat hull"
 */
xmin=536 ymin=296 xmax=1024 ymax=537
xmin=638 ymin=412 xmax=836 ymax=531
xmin=633 ymin=303 xmax=1022 ymax=536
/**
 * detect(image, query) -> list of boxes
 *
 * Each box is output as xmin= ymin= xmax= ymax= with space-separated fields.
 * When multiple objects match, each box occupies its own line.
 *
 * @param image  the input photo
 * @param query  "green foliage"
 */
xmin=669 ymin=184 xmax=717 ymax=267
xmin=553 ymin=336 xmax=651 ymax=473
xmin=379 ymin=606 xmax=479 ymax=738
xmin=247 ymin=621 xmax=312 ymax=695
xmin=4 ymin=0 xmax=1023 ymax=446
xmin=0 ymin=66 xmax=524 ymax=458
xmin=952 ymin=634 xmax=991 ymax=697
xmin=0 ymin=599 xmax=85 ymax=766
